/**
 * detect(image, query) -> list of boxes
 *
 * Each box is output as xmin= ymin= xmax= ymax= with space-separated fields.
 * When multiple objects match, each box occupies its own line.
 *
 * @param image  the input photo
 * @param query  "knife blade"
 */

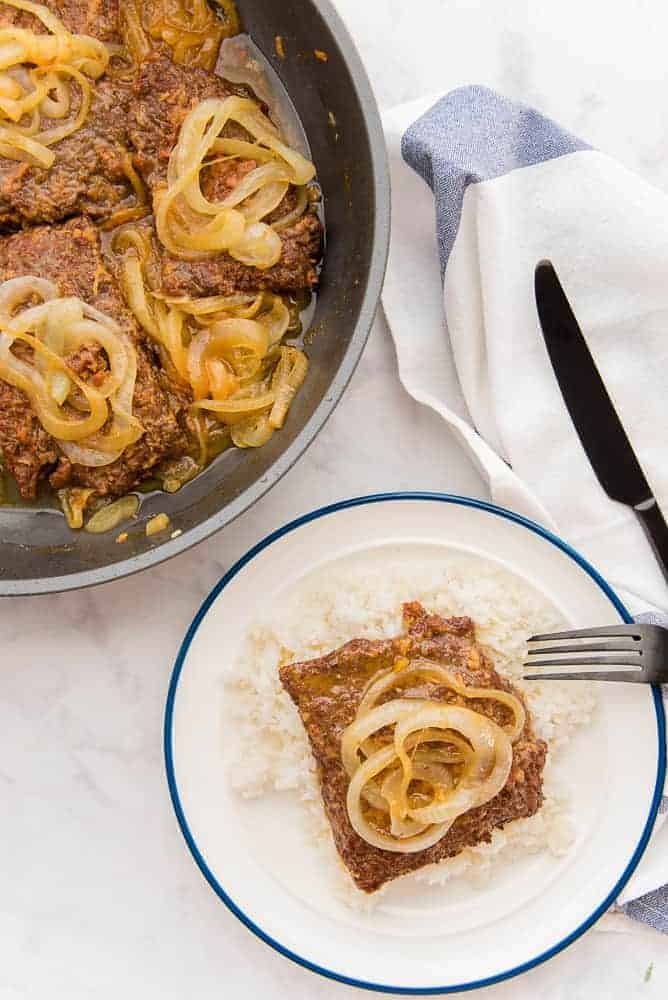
xmin=534 ymin=259 xmax=668 ymax=583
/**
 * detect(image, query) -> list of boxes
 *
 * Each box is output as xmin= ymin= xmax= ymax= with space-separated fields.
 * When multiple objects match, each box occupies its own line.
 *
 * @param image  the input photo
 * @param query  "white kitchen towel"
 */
xmin=381 ymin=87 xmax=668 ymax=924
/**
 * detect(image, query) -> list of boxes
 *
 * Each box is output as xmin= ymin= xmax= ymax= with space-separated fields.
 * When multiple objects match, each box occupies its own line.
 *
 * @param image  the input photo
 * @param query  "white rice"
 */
xmin=225 ymin=554 xmax=596 ymax=908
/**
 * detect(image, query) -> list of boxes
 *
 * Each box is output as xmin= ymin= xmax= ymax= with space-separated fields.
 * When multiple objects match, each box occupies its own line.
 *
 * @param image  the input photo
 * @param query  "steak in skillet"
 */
xmin=0 ymin=0 xmax=135 ymax=230
xmin=128 ymin=48 xmax=322 ymax=298
xmin=0 ymin=216 xmax=191 ymax=500
xmin=280 ymin=602 xmax=547 ymax=893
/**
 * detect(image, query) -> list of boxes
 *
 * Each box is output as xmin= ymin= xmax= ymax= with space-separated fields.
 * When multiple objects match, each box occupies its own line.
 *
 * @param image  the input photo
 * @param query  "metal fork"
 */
xmin=523 ymin=624 xmax=668 ymax=684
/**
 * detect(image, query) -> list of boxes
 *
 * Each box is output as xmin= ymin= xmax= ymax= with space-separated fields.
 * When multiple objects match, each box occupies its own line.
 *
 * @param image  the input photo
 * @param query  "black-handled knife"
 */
xmin=534 ymin=260 xmax=668 ymax=584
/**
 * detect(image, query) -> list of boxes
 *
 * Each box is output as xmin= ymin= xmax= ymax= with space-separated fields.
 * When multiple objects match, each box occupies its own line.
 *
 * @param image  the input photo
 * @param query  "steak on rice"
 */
xmin=280 ymin=601 xmax=547 ymax=893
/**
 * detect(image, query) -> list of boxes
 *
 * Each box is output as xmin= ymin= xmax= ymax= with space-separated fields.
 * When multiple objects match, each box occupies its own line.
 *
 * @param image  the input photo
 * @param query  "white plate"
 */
xmin=165 ymin=493 xmax=665 ymax=994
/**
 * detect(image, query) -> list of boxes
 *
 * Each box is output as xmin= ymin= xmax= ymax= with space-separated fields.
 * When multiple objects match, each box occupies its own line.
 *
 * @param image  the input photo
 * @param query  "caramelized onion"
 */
xmin=0 ymin=276 xmax=143 ymax=465
xmin=186 ymin=319 xmax=269 ymax=401
xmin=261 ymin=294 xmax=290 ymax=345
xmin=84 ymin=494 xmax=139 ymax=534
xmin=269 ymin=346 xmax=308 ymax=429
xmin=57 ymin=486 xmax=95 ymax=529
xmin=358 ymin=658 xmax=526 ymax=742
xmin=119 ymin=0 xmax=150 ymax=64
xmin=157 ymin=291 xmax=263 ymax=319
xmin=0 ymin=126 xmax=54 ymax=166
xmin=341 ymin=661 xmax=523 ymax=854
xmin=121 ymin=254 xmax=189 ymax=381
xmin=230 ymin=412 xmax=274 ymax=448
xmin=155 ymin=96 xmax=316 ymax=265
xmin=0 ymin=1 xmax=110 ymax=167
xmin=271 ymin=185 xmax=309 ymax=232
xmin=159 ymin=454 xmax=201 ymax=493
xmin=145 ymin=511 xmax=171 ymax=536
xmin=114 ymin=226 xmax=309 ymax=455
xmin=126 ymin=0 xmax=240 ymax=72
xmin=192 ymin=390 xmax=274 ymax=420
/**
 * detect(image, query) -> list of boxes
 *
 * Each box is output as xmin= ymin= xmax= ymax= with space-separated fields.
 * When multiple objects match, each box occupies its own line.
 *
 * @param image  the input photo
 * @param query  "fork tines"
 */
xmin=522 ymin=623 xmax=648 ymax=683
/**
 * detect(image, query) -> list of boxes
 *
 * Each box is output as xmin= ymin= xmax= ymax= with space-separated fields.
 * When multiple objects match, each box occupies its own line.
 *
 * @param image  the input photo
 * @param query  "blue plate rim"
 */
xmin=164 ymin=491 xmax=666 ymax=995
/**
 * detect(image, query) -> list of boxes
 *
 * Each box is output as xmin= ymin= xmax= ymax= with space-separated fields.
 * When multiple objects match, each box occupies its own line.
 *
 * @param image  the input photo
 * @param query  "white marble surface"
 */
xmin=3 ymin=1 xmax=668 ymax=996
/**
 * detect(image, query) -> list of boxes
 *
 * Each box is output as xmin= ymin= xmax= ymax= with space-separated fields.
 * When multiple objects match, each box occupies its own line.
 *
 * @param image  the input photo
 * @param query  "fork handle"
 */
xmin=635 ymin=498 xmax=668 ymax=584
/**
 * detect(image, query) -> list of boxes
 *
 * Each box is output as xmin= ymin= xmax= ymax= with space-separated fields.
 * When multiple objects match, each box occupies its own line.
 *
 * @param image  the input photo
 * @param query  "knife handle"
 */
xmin=635 ymin=499 xmax=668 ymax=585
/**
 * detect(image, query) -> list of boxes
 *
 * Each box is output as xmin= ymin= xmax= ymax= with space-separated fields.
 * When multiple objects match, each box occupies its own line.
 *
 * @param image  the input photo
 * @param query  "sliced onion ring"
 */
xmin=0 ymin=2 xmax=110 ymax=168
xmin=357 ymin=657 xmax=526 ymax=741
xmin=156 ymin=95 xmax=316 ymax=265
xmin=0 ymin=276 xmax=143 ymax=464
xmin=341 ymin=652 xmax=525 ymax=854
